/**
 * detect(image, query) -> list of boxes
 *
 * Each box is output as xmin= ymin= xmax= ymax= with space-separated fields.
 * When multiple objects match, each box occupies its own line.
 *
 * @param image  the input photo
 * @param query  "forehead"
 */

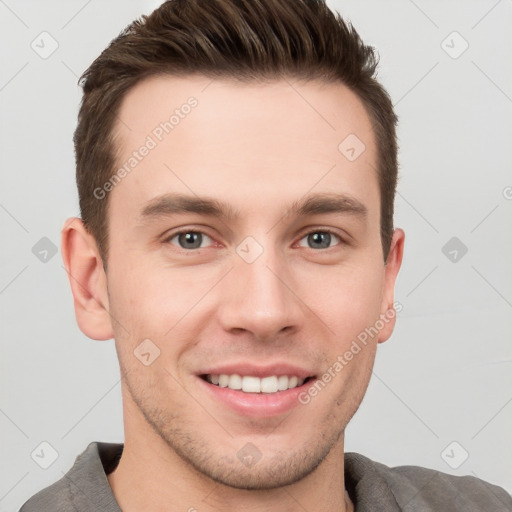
xmin=110 ymin=74 xmax=379 ymax=222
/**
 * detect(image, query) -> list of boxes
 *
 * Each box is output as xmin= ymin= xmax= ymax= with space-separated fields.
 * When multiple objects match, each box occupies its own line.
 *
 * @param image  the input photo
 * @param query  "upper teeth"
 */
xmin=206 ymin=374 xmax=304 ymax=393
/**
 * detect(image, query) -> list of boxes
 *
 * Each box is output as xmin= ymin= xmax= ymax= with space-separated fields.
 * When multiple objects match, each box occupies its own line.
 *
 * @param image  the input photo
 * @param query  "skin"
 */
xmin=62 ymin=75 xmax=404 ymax=512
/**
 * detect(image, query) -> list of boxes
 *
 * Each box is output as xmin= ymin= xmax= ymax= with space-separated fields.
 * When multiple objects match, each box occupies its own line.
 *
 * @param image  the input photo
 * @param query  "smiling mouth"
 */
xmin=200 ymin=374 xmax=314 ymax=394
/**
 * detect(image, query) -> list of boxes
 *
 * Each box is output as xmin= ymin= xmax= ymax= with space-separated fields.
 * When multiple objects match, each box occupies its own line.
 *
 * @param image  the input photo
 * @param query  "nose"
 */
xmin=217 ymin=246 xmax=302 ymax=342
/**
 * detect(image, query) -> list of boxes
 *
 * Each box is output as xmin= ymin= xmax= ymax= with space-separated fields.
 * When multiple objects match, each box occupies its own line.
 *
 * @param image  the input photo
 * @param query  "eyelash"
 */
xmin=164 ymin=228 xmax=346 ymax=251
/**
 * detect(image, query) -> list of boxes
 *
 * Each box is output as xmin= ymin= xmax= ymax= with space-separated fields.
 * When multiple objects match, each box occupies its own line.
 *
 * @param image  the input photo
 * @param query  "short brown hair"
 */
xmin=75 ymin=0 xmax=398 ymax=264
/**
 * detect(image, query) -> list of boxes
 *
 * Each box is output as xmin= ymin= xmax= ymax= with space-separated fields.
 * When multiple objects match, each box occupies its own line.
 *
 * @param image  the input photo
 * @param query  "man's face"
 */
xmin=104 ymin=75 xmax=400 ymax=488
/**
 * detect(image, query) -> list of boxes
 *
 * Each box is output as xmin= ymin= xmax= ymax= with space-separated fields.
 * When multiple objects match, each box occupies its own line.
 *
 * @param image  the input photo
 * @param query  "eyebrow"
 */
xmin=139 ymin=192 xmax=367 ymax=222
xmin=140 ymin=193 xmax=240 ymax=221
xmin=290 ymin=193 xmax=367 ymax=219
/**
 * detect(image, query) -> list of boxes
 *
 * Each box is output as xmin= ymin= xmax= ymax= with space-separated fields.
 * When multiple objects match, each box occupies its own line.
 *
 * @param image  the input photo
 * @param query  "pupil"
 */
xmin=180 ymin=232 xmax=202 ymax=248
xmin=309 ymin=232 xmax=330 ymax=249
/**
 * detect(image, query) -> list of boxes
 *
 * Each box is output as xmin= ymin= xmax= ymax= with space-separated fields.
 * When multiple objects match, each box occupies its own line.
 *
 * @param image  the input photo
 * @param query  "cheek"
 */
xmin=107 ymin=257 xmax=204 ymax=334
xmin=294 ymin=259 xmax=385 ymax=341
xmin=106 ymin=259 xmax=218 ymax=379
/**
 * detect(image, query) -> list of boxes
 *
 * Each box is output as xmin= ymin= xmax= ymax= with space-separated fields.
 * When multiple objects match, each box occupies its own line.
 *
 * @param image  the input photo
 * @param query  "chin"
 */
xmin=155 ymin=422 xmax=341 ymax=490
xmin=187 ymin=447 xmax=331 ymax=490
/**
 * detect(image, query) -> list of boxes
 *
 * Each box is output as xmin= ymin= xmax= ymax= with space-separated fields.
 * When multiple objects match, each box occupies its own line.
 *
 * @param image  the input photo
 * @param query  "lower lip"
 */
xmin=197 ymin=377 xmax=314 ymax=417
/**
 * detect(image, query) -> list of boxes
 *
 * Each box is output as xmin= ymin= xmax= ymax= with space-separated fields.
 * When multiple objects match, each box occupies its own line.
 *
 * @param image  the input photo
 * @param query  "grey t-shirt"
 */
xmin=19 ymin=442 xmax=512 ymax=511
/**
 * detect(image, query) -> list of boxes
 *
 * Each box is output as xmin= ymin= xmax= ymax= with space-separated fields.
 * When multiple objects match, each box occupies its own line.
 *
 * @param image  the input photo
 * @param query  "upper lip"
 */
xmin=197 ymin=362 xmax=315 ymax=379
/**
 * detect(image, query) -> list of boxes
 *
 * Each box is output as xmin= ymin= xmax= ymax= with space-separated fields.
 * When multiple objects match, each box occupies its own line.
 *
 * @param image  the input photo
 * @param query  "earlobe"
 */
xmin=378 ymin=228 xmax=405 ymax=344
xmin=61 ymin=217 xmax=114 ymax=341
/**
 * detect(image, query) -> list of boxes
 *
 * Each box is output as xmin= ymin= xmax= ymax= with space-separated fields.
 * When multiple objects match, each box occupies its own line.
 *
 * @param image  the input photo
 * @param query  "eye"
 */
xmin=167 ymin=231 xmax=213 ymax=250
xmin=298 ymin=230 xmax=342 ymax=250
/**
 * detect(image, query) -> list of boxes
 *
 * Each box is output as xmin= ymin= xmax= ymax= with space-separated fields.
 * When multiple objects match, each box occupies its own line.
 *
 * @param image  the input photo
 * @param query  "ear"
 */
xmin=61 ymin=217 xmax=114 ymax=340
xmin=377 ymin=228 xmax=405 ymax=344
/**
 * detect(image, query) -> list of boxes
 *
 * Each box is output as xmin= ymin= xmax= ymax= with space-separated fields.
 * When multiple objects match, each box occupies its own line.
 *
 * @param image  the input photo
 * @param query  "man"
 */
xmin=20 ymin=0 xmax=512 ymax=510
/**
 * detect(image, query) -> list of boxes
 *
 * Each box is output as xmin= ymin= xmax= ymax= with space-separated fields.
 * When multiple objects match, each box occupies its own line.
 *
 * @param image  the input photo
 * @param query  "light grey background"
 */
xmin=1 ymin=0 xmax=511 ymax=510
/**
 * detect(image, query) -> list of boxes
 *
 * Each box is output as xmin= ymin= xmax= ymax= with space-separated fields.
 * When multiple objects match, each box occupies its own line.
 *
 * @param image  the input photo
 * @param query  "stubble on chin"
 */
xmin=121 ymin=370 xmax=353 ymax=490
